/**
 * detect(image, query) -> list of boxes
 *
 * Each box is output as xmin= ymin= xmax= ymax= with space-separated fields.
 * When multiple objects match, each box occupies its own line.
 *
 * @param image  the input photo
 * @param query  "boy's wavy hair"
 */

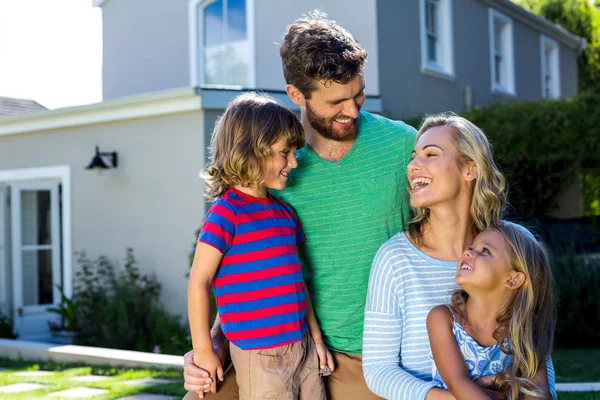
xmin=408 ymin=113 xmax=507 ymax=246
xmin=451 ymin=223 xmax=556 ymax=399
xmin=279 ymin=10 xmax=367 ymax=99
xmin=201 ymin=92 xmax=304 ymax=200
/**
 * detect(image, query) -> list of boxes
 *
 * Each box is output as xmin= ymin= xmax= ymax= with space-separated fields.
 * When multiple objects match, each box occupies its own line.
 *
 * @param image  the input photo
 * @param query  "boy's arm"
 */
xmin=303 ymin=287 xmax=335 ymax=375
xmin=427 ymin=306 xmax=493 ymax=400
xmin=187 ymin=242 xmax=225 ymax=394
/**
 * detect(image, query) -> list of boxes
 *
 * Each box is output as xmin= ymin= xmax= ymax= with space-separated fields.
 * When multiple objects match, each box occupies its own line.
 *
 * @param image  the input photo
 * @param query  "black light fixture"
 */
xmin=85 ymin=146 xmax=118 ymax=173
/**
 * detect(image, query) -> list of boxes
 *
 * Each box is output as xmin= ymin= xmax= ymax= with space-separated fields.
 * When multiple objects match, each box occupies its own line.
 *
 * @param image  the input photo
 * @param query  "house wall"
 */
xmin=0 ymin=111 xmax=206 ymax=319
xmin=101 ymin=0 xmax=380 ymax=99
xmin=376 ymin=0 xmax=580 ymax=120
xmin=101 ymin=0 xmax=190 ymax=100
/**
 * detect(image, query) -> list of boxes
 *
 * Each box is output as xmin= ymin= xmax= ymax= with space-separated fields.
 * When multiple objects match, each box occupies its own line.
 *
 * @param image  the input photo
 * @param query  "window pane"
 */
xmin=21 ymin=190 xmax=51 ymax=246
xmin=22 ymin=249 xmax=53 ymax=306
xmin=428 ymin=35 xmax=437 ymax=62
xmin=495 ymin=55 xmax=502 ymax=84
xmin=202 ymin=0 xmax=249 ymax=86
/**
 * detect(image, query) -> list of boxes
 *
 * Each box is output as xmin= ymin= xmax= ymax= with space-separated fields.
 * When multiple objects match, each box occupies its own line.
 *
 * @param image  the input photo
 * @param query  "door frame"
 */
xmin=0 ymin=166 xmax=72 ymax=316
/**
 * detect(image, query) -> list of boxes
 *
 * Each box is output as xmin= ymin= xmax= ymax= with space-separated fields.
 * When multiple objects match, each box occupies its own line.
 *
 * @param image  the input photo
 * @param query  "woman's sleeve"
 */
xmin=362 ymin=243 xmax=438 ymax=400
xmin=547 ymin=357 xmax=557 ymax=400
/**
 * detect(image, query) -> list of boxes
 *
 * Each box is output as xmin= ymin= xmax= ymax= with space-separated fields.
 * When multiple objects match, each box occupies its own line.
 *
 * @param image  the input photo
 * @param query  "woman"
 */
xmin=362 ymin=113 xmax=556 ymax=400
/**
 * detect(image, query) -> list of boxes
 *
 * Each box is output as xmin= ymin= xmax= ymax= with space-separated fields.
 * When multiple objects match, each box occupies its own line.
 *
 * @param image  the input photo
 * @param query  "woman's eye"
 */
xmin=426 ymin=153 xmax=437 ymax=158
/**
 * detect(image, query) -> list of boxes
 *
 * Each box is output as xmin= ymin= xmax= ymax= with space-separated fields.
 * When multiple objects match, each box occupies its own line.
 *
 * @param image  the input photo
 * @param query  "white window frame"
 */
xmin=419 ymin=0 xmax=455 ymax=81
xmin=540 ymin=35 xmax=560 ymax=99
xmin=489 ymin=9 xmax=516 ymax=95
xmin=188 ymin=0 xmax=256 ymax=88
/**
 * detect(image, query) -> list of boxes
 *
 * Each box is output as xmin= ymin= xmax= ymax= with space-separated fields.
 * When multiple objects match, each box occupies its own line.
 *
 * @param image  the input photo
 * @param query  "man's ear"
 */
xmin=286 ymin=84 xmax=306 ymax=107
xmin=463 ymin=160 xmax=478 ymax=182
xmin=504 ymin=271 xmax=526 ymax=290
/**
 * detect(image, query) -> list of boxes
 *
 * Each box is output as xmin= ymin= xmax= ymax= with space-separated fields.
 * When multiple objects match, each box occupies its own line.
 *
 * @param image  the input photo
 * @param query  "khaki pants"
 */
xmin=183 ymin=351 xmax=383 ymax=400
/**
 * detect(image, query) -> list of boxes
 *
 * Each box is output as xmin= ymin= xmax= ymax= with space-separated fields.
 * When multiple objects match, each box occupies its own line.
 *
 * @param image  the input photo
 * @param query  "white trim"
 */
xmin=0 ymin=87 xmax=201 ymax=137
xmin=0 ymin=166 xmax=72 ymax=303
xmin=188 ymin=0 xmax=255 ymax=88
xmin=540 ymin=35 xmax=561 ymax=99
xmin=92 ymin=0 xmax=108 ymax=7
xmin=489 ymin=8 xmax=516 ymax=96
xmin=419 ymin=0 xmax=455 ymax=81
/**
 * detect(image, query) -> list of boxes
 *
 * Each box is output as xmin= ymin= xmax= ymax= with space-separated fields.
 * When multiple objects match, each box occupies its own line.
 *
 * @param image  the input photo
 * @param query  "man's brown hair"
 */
xmin=279 ymin=10 xmax=368 ymax=99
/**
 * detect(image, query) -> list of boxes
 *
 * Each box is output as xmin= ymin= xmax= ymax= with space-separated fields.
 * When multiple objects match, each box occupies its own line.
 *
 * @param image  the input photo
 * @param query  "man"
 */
xmin=184 ymin=11 xmax=416 ymax=399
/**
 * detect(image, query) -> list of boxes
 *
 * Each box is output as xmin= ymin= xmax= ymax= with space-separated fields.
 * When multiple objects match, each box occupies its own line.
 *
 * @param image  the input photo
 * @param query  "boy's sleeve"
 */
xmin=198 ymin=200 xmax=235 ymax=254
xmin=292 ymin=209 xmax=305 ymax=246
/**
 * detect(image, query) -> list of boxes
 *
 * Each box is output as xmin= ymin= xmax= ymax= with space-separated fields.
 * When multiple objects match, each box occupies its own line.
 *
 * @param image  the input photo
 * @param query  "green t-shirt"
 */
xmin=274 ymin=110 xmax=416 ymax=353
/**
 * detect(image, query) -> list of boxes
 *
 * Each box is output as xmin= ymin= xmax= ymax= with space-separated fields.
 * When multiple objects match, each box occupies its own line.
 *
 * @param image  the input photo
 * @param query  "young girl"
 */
xmin=427 ymin=222 xmax=555 ymax=399
xmin=188 ymin=92 xmax=333 ymax=400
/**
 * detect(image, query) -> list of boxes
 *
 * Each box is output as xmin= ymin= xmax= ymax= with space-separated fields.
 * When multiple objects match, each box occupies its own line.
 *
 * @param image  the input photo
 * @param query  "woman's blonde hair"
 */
xmin=408 ymin=113 xmax=507 ymax=246
xmin=451 ymin=223 xmax=556 ymax=399
xmin=201 ymin=92 xmax=304 ymax=200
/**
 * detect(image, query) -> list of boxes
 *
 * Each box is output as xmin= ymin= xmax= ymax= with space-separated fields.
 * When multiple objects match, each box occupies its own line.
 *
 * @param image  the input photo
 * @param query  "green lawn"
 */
xmin=0 ymin=358 xmax=186 ymax=400
xmin=558 ymin=393 xmax=600 ymax=399
xmin=553 ymin=348 xmax=600 ymax=383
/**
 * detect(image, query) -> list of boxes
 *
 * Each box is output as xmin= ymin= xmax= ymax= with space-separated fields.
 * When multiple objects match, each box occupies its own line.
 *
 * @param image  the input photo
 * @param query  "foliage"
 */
xmin=408 ymin=93 xmax=600 ymax=221
xmin=552 ymin=348 xmax=600 ymax=382
xmin=513 ymin=0 xmax=600 ymax=93
xmin=0 ymin=310 xmax=17 ymax=339
xmin=47 ymin=284 xmax=78 ymax=331
xmin=73 ymin=249 xmax=191 ymax=354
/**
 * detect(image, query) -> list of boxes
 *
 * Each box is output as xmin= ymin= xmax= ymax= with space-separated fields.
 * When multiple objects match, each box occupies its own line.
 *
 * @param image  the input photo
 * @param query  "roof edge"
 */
xmin=92 ymin=0 xmax=108 ymax=7
xmin=478 ymin=0 xmax=587 ymax=53
xmin=0 ymin=87 xmax=202 ymax=137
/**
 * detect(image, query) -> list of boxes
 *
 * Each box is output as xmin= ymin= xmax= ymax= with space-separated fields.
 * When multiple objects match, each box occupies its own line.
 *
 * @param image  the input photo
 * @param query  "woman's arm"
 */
xmin=427 ymin=306 xmax=492 ymax=400
xmin=362 ymin=245 xmax=442 ymax=400
xmin=187 ymin=242 xmax=225 ymax=395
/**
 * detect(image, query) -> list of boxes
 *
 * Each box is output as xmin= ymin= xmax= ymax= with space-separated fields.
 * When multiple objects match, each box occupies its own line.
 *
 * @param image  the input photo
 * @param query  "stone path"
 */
xmin=123 ymin=378 xmax=177 ymax=385
xmin=116 ymin=395 xmax=177 ymax=400
xmin=49 ymin=387 xmax=109 ymax=398
xmin=0 ymin=383 xmax=46 ymax=393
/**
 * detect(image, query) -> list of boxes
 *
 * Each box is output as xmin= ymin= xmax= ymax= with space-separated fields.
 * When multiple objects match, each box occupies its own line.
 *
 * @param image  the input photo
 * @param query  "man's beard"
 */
xmin=305 ymin=102 xmax=358 ymax=142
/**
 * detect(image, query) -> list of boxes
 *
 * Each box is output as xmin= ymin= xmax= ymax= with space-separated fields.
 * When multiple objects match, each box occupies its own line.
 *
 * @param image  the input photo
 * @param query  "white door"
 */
xmin=0 ymin=183 xmax=8 ymax=313
xmin=11 ymin=181 xmax=61 ymax=340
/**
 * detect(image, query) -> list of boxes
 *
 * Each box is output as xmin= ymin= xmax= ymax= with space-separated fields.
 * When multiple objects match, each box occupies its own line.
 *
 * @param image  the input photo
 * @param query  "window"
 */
xmin=420 ymin=0 xmax=454 ymax=80
xmin=190 ymin=0 xmax=254 ymax=87
xmin=489 ymin=9 xmax=515 ymax=95
xmin=541 ymin=35 xmax=560 ymax=99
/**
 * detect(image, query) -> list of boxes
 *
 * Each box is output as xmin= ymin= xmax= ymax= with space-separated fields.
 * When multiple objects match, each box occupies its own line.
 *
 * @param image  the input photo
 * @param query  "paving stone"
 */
xmin=0 ymin=383 xmax=46 ymax=393
xmin=123 ymin=378 xmax=178 ymax=386
xmin=14 ymin=370 xmax=54 ymax=377
xmin=117 ymin=395 xmax=177 ymax=400
xmin=70 ymin=375 xmax=113 ymax=382
xmin=556 ymin=382 xmax=600 ymax=392
xmin=49 ymin=387 xmax=109 ymax=398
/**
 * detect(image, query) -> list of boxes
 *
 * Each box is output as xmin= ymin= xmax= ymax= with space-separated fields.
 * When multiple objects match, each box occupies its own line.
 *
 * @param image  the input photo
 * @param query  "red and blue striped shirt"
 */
xmin=198 ymin=188 xmax=307 ymax=350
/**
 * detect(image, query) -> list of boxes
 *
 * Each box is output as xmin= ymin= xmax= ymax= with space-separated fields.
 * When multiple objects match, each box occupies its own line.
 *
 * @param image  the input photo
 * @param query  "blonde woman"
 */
xmin=362 ymin=114 xmax=557 ymax=399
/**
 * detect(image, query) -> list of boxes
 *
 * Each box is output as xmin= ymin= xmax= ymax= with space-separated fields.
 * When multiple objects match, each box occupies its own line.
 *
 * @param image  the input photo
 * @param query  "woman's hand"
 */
xmin=314 ymin=340 xmax=335 ymax=376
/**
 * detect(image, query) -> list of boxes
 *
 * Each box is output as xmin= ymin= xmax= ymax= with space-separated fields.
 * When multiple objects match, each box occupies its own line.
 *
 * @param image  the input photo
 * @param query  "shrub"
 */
xmin=0 ymin=311 xmax=17 ymax=339
xmin=73 ymin=249 xmax=191 ymax=354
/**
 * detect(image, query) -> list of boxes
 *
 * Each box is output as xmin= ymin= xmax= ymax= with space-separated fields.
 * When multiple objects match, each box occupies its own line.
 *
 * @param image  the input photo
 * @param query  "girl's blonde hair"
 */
xmin=451 ymin=223 xmax=556 ymax=399
xmin=408 ymin=113 xmax=507 ymax=246
xmin=201 ymin=92 xmax=304 ymax=200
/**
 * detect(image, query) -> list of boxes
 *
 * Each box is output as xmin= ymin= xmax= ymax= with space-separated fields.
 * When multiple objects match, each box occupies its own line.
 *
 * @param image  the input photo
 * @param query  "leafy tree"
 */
xmin=514 ymin=0 xmax=600 ymax=93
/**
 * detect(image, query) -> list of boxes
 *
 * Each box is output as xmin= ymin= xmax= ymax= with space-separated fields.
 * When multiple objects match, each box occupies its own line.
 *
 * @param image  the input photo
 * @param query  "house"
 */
xmin=0 ymin=0 xmax=584 ymax=341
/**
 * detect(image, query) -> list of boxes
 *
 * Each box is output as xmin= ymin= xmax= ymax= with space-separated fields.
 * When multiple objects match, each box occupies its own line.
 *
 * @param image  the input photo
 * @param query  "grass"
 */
xmin=553 ymin=348 xmax=600 ymax=383
xmin=0 ymin=358 xmax=186 ymax=400
xmin=558 ymin=393 xmax=600 ymax=399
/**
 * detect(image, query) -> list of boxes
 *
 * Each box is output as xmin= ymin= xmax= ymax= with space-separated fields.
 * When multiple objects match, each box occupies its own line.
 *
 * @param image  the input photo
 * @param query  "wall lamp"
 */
xmin=85 ymin=146 xmax=118 ymax=173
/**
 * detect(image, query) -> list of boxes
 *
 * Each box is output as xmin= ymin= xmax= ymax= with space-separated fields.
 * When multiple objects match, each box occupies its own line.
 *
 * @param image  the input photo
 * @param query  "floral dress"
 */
xmin=431 ymin=305 xmax=512 ymax=389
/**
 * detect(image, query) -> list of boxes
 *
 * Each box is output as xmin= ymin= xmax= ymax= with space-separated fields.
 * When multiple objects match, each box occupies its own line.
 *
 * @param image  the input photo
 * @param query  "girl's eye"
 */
xmin=482 ymin=247 xmax=491 ymax=254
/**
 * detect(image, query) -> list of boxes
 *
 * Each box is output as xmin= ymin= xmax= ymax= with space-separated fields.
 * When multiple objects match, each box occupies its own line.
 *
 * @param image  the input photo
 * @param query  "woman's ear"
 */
xmin=286 ymin=85 xmax=306 ymax=107
xmin=504 ymin=271 xmax=526 ymax=290
xmin=463 ymin=160 xmax=478 ymax=182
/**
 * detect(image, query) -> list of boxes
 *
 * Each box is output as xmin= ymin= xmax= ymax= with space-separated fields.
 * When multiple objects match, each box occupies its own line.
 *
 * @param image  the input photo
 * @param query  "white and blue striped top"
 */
xmin=362 ymin=231 xmax=556 ymax=400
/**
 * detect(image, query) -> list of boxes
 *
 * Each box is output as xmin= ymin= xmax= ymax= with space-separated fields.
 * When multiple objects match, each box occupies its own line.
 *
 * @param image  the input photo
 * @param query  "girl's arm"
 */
xmin=188 ymin=242 xmax=225 ymax=395
xmin=304 ymin=287 xmax=335 ymax=375
xmin=363 ymin=245 xmax=450 ymax=400
xmin=426 ymin=306 xmax=493 ymax=400
xmin=523 ymin=365 xmax=551 ymax=400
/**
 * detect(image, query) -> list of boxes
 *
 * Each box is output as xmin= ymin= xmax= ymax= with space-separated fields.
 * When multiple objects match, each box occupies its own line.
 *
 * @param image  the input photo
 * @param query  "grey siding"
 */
xmin=101 ymin=0 xmax=190 ymax=100
xmin=377 ymin=0 xmax=580 ymax=120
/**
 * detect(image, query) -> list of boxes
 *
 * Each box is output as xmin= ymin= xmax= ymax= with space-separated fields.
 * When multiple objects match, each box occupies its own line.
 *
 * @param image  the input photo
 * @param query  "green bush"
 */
xmin=408 ymin=93 xmax=600 ymax=221
xmin=0 ymin=311 xmax=17 ymax=339
xmin=73 ymin=249 xmax=191 ymax=354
